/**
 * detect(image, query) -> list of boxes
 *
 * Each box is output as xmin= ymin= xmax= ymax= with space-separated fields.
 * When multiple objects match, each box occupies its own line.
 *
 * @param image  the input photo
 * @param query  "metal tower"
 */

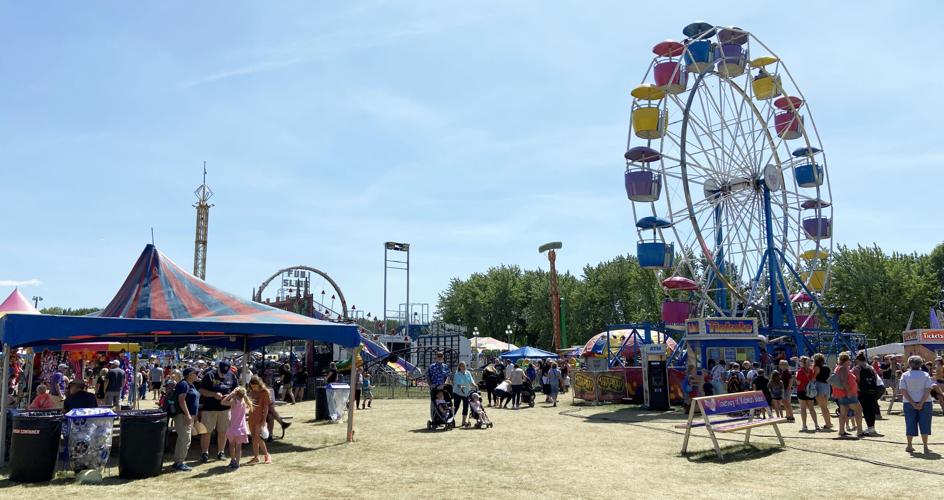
xmin=193 ymin=162 xmax=213 ymax=280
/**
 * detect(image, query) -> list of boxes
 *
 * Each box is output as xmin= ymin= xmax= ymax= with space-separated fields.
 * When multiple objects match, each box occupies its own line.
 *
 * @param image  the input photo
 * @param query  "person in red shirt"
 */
xmin=795 ymin=356 xmax=819 ymax=431
xmin=29 ymin=384 xmax=56 ymax=410
xmin=833 ymin=352 xmax=864 ymax=438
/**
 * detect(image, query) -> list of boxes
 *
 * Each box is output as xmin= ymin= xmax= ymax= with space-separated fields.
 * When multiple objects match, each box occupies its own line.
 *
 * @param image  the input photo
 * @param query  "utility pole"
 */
xmin=193 ymin=161 xmax=214 ymax=280
xmin=539 ymin=242 xmax=563 ymax=352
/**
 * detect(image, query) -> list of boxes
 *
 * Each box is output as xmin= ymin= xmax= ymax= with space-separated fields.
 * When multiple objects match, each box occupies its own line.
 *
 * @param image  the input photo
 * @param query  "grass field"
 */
xmin=2 ymin=395 xmax=943 ymax=499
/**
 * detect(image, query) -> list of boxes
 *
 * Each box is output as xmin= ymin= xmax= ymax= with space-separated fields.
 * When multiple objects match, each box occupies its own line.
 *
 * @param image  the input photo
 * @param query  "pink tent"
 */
xmin=0 ymin=288 xmax=39 ymax=317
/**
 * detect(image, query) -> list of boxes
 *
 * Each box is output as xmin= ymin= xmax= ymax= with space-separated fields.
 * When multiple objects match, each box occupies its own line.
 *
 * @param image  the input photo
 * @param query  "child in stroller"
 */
xmin=519 ymin=383 xmax=536 ymax=408
xmin=468 ymin=392 xmax=493 ymax=428
xmin=427 ymin=387 xmax=456 ymax=430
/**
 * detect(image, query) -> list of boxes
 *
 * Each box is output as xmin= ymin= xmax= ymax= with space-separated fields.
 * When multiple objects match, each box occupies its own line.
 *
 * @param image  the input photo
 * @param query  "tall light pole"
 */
xmin=505 ymin=324 xmax=513 ymax=348
xmin=539 ymin=242 xmax=563 ymax=352
xmin=472 ymin=326 xmax=480 ymax=367
xmin=32 ymin=296 xmax=43 ymax=309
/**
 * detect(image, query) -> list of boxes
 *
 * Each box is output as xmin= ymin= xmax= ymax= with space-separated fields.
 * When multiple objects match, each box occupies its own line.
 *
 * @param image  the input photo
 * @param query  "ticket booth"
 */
xmin=683 ymin=317 xmax=760 ymax=369
xmin=642 ymin=344 xmax=670 ymax=411
xmin=903 ymin=329 xmax=944 ymax=361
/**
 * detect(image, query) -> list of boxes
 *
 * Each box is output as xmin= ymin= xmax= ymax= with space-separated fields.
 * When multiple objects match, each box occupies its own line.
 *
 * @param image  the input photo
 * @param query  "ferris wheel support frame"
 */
xmin=677 ymin=69 xmax=843 ymax=356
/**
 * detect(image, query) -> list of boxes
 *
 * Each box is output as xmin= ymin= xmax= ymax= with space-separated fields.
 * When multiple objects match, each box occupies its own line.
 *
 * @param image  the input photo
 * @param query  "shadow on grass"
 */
xmin=568 ymin=405 xmax=689 ymax=425
xmin=910 ymin=451 xmax=942 ymax=460
xmin=684 ymin=444 xmax=785 ymax=463
xmin=0 ymin=440 xmax=350 ymax=487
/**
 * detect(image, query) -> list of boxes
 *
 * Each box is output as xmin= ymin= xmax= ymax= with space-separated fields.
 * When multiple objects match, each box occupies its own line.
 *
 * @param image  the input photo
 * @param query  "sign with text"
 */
xmin=704 ymin=318 xmax=756 ymax=335
xmin=573 ymin=371 xmax=596 ymax=401
xmin=596 ymin=372 xmax=626 ymax=401
xmin=698 ymin=391 xmax=767 ymax=416
xmin=904 ymin=329 xmax=944 ymax=344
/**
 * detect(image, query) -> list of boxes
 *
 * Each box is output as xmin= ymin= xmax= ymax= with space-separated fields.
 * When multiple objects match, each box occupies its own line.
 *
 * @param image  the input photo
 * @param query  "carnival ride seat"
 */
xmin=750 ymin=56 xmax=781 ymax=100
xmin=802 ymin=216 xmax=832 ymax=240
xmin=654 ymin=61 xmax=688 ymax=94
xmin=800 ymin=269 xmax=827 ymax=291
xmin=795 ymin=163 xmax=824 ymax=188
xmin=796 ymin=315 xmax=819 ymax=329
xmin=774 ymin=111 xmax=803 ymax=140
xmin=715 ymin=43 xmax=747 ymax=77
xmin=684 ymin=39 xmax=714 ymax=73
xmin=638 ymin=241 xmax=675 ymax=269
xmin=661 ymin=300 xmax=690 ymax=324
xmin=625 ymin=169 xmax=662 ymax=202
xmin=631 ymin=84 xmax=667 ymax=139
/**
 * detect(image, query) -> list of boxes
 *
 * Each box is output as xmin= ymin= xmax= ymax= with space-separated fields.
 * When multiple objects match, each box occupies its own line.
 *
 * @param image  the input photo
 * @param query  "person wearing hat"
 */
xmin=103 ymin=359 xmax=126 ymax=410
xmin=198 ymin=360 xmax=237 ymax=463
xmin=50 ymin=363 xmax=69 ymax=403
xmin=172 ymin=368 xmax=201 ymax=471
xmin=63 ymin=379 xmax=98 ymax=412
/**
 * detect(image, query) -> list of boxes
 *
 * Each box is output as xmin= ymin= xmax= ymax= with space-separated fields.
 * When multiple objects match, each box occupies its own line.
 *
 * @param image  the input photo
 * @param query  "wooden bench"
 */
xmin=679 ymin=390 xmax=786 ymax=461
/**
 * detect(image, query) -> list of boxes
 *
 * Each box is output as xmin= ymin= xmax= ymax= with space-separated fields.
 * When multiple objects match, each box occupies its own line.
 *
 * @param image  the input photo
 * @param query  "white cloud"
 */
xmin=0 ymin=279 xmax=41 ymax=287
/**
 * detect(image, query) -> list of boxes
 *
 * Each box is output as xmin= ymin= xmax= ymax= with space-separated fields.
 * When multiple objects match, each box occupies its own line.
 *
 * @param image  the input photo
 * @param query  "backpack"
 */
xmin=858 ymin=366 xmax=883 ymax=399
xmin=160 ymin=380 xmax=179 ymax=417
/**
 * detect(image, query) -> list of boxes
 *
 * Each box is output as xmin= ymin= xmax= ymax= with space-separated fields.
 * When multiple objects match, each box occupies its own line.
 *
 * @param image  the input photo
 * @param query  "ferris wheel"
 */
xmin=624 ymin=23 xmax=834 ymax=336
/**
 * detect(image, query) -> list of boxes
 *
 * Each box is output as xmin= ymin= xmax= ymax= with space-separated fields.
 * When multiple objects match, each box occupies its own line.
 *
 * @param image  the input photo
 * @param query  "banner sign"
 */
xmin=698 ymin=391 xmax=767 ymax=416
xmin=574 ymin=368 xmax=687 ymax=403
xmin=704 ymin=318 xmax=756 ymax=335
xmin=903 ymin=329 xmax=944 ymax=344
xmin=573 ymin=371 xmax=596 ymax=401
xmin=596 ymin=372 xmax=626 ymax=401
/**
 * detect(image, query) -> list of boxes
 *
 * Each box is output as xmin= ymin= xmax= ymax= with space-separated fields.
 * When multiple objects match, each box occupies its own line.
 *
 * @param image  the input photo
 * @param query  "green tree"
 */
xmin=825 ymin=245 xmax=939 ymax=344
xmin=39 ymin=306 xmax=100 ymax=316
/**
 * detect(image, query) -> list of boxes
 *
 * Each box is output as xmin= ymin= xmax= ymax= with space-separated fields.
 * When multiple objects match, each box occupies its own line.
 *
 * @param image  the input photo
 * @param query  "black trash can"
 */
xmin=9 ymin=410 xmax=63 ymax=483
xmin=315 ymin=384 xmax=329 ymax=421
xmin=118 ymin=409 xmax=167 ymax=479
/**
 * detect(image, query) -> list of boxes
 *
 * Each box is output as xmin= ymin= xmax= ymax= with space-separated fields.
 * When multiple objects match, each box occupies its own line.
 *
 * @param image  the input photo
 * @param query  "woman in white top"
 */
xmin=899 ymin=355 xmax=934 ymax=454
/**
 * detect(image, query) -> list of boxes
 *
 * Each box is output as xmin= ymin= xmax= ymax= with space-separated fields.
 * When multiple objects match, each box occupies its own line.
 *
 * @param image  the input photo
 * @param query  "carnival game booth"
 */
xmin=0 ymin=244 xmax=360 ymax=466
xmin=903 ymin=329 xmax=944 ymax=361
xmin=572 ymin=324 xmax=687 ymax=404
xmin=681 ymin=317 xmax=762 ymax=368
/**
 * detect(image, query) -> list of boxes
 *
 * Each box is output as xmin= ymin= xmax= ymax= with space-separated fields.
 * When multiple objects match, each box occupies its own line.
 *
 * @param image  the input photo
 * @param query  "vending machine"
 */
xmin=642 ymin=344 xmax=669 ymax=411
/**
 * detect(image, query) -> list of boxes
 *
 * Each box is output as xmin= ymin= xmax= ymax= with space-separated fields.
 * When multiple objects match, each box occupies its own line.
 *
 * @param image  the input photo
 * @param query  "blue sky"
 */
xmin=2 ymin=1 xmax=943 ymax=318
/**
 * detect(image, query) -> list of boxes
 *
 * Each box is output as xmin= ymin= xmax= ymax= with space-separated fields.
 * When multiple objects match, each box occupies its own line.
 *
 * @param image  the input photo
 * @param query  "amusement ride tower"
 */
xmin=193 ymin=162 xmax=213 ymax=280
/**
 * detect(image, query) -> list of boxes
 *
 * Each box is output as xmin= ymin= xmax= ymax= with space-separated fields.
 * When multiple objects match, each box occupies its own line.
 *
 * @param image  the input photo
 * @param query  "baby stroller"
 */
xmin=519 ymin=384 xmax=536 ymax=408
xmin=427 ymin=384 xmax=456 ymax=430
xmin=468 ymin=392 xmax=493 ymax=429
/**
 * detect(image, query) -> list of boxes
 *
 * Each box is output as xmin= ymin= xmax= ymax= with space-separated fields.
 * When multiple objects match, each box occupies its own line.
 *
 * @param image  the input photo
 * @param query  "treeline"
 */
xmin=436 ymin=244 xmax=944 ymax=348
xmin=39 ymin=307 xmax=100 ymax=316
xmin=436 ymin=255 xmax=662 ymax=349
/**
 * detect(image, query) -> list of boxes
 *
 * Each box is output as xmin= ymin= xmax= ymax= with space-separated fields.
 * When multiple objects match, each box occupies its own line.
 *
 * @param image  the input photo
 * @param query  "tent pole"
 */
xmin=0 ymin=343 xmax=11 ymax=466
xmin=25 ymin=349 xmax=35 ymax=407
xmin=346 ymin=344 xmax=362 ymax=443
xmin=132 ymin=352 xmax=139 ymax=409
xmin=243 ymin=336 xmax=249 ymax=387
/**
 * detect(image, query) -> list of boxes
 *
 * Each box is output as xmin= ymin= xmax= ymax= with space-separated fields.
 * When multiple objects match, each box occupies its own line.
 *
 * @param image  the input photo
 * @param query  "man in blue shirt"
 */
xmin=173 ymin=368 xmax=201 ymax=471
xmin=426 ymin=352 xmax=451 ymax=397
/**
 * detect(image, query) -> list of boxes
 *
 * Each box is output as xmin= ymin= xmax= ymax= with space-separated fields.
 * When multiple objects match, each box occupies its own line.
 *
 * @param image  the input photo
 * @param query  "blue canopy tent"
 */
xmin=499 ymin=346 xmax=559 ymax=361
xmin=0 ymin=245 xmax=361 ymax=462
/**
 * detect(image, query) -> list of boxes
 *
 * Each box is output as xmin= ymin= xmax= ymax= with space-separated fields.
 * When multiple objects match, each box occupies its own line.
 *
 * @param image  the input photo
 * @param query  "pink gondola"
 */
xmin=774 ymin=111 xmax=803 ymax=140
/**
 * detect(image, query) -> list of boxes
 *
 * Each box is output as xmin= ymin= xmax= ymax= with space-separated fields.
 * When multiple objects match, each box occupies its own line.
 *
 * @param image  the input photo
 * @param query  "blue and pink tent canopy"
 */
xmin=0 ymin=245 xmax=359 ymax=350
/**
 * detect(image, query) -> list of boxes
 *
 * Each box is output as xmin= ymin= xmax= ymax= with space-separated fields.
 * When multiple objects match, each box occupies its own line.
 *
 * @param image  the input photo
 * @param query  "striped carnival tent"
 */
xmin=0 ymin=245 xmax=362 ymax=461
xmin=0 ymin=244 xmax=359 ymax=350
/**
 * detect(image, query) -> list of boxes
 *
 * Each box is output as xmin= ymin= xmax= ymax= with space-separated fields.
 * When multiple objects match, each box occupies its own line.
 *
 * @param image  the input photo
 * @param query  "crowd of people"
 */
xmin=22 ymin=355 xmax=309 ymax=471
xmin=685 ymin=349 xmax=944 ymax=454
xmin=426 ymin=352 xmax=570 ymax=428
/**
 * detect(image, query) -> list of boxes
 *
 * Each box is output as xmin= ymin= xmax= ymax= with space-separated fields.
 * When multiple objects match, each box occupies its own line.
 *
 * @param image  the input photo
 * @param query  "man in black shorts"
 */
xmin=150 ymin=362 xmax=164 ymax=399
